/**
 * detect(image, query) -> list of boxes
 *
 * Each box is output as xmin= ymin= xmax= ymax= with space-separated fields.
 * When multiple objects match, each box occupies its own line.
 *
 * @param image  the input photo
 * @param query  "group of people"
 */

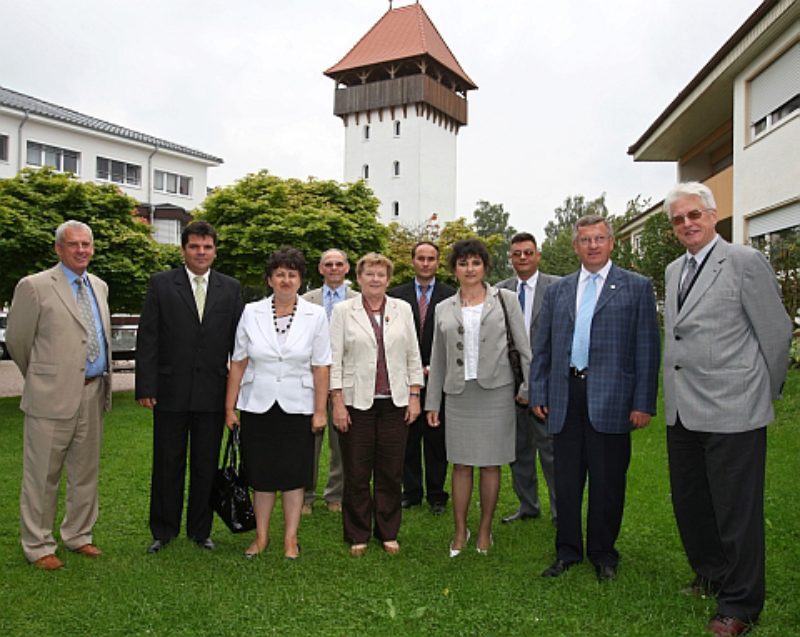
xmin=5 ymin=180 xmax=792 ymax=637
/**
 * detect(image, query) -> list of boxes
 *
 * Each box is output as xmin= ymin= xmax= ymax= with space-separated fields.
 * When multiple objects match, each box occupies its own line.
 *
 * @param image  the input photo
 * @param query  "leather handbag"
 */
xmin=497 ymin=291 xmax=524 ymax=396
xmin=211 ymin=426 xmax=256 ymax=533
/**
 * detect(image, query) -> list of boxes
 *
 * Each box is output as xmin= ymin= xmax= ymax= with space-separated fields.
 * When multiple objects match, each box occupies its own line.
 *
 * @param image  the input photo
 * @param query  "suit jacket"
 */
xmin=135 ymin=267 xmax=243 ymax=412
xmin=233 ymin=296 xmax=331 ymax=415
xmin=530 ymin=264 xmax=660 ymax=434
xmin=663 ymin=239 xmax=792 ymax=433
xmin=425 ymin=286 xmax=531 ymax=412
xmin=496 ymin=272 xmax=560 ymax=353
xmin=302 ymin=285 xmax=359 ymax=308
xmin=330 ymin=295 xmax=424 ymax=410
xmin=6 ymin=265 xmax=112 ymax=418
xmin=388 ymin=279 xmax=456 ymax=365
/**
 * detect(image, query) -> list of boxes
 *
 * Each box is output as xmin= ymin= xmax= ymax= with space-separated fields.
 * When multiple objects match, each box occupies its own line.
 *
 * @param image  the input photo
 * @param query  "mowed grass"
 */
xmin=0 ymin=372 xmax=798 ymax=637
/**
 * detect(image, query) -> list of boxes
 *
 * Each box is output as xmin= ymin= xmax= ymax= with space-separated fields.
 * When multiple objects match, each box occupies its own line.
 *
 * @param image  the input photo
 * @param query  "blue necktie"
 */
xmin=571 ymin=274 xmax=599 ymax=370
xmin=325 ymin=289 xmax=336 ymax=320
xmin=518 ymin=281 xmax=526 ymax=310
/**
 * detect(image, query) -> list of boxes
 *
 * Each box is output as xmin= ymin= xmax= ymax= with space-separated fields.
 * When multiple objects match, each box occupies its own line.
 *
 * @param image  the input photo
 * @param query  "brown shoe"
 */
xmin=326 ymin=501 xmax=342 ymax=513
xmin=708 ymin=615 xmax=752 ymax=636
xmin=73 ymin=543 xmax=103 ymax=558
xmin=33 ymin=554 xmax=64 ymax=570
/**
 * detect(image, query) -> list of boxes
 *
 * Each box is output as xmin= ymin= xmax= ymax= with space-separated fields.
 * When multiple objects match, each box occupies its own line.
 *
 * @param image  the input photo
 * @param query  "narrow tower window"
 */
xmin=363 ymin=125 xmax=370 ymax=140
xmin=393 ymin=161 xmax=400 ymax=177
xmin=393 ymin=120 xmax=401 ymax=136
xmin=362 ymin=164 xmax=369 ymax=180
xmin=392 ymin=201 xmax=400 ymax=217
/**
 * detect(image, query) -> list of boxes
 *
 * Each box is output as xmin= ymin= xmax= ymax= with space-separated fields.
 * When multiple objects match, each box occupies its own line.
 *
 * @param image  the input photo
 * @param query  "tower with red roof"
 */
xmin=325 ymin=2 xmax=477 ymax=225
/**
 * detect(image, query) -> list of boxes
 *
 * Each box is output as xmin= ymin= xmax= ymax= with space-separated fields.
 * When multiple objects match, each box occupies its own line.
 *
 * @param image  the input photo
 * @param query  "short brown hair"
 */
xmin=355 ymin=252 xmax=394 ymax=279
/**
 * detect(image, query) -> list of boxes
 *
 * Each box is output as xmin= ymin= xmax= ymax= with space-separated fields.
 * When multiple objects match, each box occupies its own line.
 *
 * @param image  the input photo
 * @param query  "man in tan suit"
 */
xmin=6 ymin=220 xmax=112 ymax=570
xmin=301 ymin=248 xmax=358 ymax=514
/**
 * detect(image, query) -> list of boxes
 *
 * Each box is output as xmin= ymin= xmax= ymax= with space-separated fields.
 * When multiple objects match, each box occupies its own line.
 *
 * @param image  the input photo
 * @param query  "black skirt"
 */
xmin=239 ymin=404 xmax=314 ymax=492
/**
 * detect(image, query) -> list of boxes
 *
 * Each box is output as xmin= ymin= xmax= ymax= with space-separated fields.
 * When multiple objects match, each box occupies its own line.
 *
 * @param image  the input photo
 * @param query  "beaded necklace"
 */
xmin=272 ymin=297 xmax=297 ymax=334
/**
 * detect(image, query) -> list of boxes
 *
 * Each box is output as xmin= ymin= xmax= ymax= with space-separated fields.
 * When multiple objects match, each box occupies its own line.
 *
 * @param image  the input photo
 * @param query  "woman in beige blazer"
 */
xmin=426 ymin=239 xmax=530 ymax=556
xmin=330 ymin=253 xmax=424 ymax=557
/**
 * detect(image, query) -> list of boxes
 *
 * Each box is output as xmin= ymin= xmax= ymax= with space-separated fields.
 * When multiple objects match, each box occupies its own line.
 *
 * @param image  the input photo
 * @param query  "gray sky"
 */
xmin=3 ymin=0 xmax=760 ymax=239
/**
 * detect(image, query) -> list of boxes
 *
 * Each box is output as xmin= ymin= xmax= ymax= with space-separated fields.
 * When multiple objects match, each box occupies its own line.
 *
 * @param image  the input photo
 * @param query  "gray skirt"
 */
xmin=444 ymin=380 xmax=516 ymax=466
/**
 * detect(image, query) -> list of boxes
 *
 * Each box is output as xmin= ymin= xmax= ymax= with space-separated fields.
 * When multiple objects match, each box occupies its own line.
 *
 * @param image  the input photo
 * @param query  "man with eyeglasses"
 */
xmin=496 ymin=232 xmax=558 ymax=526
xmin=389 ymin=241 xmax=455 ymax=515
xmin=663 ymin=182 xmax=791 ymax=637
xmin=531 ymin=215 xmax=660 ymax=582
xmin=302 ymin=249 xmax=359 ymax=514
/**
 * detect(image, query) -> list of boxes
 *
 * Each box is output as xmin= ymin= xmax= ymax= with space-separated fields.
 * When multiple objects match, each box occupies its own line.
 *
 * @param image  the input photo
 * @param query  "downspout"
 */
xmin=17 ymin=110 xmax=29 ymax=172
xmin=147 ymin=145 xmax=159 ymax=225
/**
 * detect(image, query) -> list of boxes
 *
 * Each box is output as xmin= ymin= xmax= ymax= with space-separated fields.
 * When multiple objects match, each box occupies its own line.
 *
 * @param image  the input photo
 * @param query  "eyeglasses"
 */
xmin=577 ymin=235 xmax=610 ymax=246
xmin=322 ymin=261 xmax=346 ymax=268
xmin=670 ymin=208 xmax=710 ymax=226
xmin=511 ymin=249 xmax=537 ymax=258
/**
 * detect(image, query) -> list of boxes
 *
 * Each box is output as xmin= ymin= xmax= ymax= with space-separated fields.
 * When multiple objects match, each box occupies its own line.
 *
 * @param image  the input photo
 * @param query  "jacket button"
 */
xmin=456 ymin=359 xmax=463 ymax=366
xmin=456 ymin=342 xmax=463 ymax=350
xmin=674 ymin=365 xmax=681 ymax=370
xmin=674 ymin=335 xmax=682 ymax=341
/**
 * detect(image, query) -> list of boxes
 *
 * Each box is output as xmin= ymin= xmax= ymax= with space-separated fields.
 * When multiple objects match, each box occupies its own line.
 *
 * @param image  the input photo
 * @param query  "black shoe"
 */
xmin=430 ymin=502 xmax=447 ymax=516
xmin=147 ymin=538 xmax=171 ymax=554
xmin=502 ymin=510 xmax=540 ymax=524
xmin=401 ymin=498 xmax=421 ymax=509
xmin=194 ymin=537 xmax=215 ymax=550
xmin=595 ymin=564 xmax=617 ymax=582
xmin=541 ymin=559 xmax=576 ymax=577
xmin=683 ymin=574 xmax=721 ymax=597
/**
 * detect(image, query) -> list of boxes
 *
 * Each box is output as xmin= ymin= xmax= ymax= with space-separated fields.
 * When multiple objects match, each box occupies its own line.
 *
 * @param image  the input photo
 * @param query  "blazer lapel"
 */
xmin=254 ymin=298 xmax=280 ymax=352
xmin=564 ymin=272 xmax=579 ymax=322
xmin=594 ymin=265 xmax=624 ymax=315
xmin=283 ymin=299 xmax=314 ymax=351
xmin=351 ymin=300 xmax=377 ymax=344
xmin=50 ymin=267 xmax=85 ymax=331
xmin=202 ymin=270 xmax=222 ymax=318
xmin=173 ymin=268 xmax=200 ymax=322
xmin=679 ymin=242 xmax=728 ymax=317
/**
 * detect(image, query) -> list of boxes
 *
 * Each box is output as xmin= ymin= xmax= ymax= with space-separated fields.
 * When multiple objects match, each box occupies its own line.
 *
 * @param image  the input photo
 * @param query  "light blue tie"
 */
xmin=325 ymin=289 xmax=336 ymax=320
xmin=571 ymin=274 xmax=599 ymax=370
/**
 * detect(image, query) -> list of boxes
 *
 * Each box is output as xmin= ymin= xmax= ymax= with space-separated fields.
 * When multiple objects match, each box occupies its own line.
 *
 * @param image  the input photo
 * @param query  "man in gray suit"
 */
xmin=302 ymin=248 xmax=358 ymax=514
xmin=497 ymin=232 xmax=558 ymax=524
xmin=7 ymin=220 xmax=112 ymax=570
xmin=663 ymin=183 xmax=792 ymax=637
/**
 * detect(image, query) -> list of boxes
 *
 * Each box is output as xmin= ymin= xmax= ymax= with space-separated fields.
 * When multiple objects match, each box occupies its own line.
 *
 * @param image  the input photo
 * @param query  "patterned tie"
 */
xmin=76 ymin=278 xmax=101 ymax=362
xmin=418 ymin=284 xmax=429 ymax=331
xmin=194 ymin=276 xmax=206 ymax=321
xmin=678 ymin=257 xmax=697 ymax=310
xmin=570 ymin=273 xmax=599 ymax=371
xmin=325 ymin=288 xmax=335 ymax=320
xmin=518 ymin=281 xmax=526 ymax=310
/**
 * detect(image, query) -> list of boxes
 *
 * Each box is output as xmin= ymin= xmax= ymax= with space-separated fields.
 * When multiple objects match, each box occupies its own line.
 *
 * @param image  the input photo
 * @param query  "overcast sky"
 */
xmin=3 ymin=0 xmax=760 ymax=238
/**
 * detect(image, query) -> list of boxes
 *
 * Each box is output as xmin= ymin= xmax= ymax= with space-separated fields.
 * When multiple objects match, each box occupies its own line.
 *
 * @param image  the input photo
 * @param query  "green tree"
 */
xmin=0 ymin=168 xmax=170 ymax=312
xmin=636 ymin=211 xmax=684 ymax=304
xmin=539 ymin=194 xmax=609 ymax=276
xmin=197 ymin=171 xmax=387 ymax=297
xmin=472 ymin=200 xmax=516 ymax=282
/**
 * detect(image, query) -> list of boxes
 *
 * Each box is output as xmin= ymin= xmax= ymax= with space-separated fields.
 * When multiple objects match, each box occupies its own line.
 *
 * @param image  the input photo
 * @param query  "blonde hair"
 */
xmin=355 ymin=252 xmax=394 ymax=279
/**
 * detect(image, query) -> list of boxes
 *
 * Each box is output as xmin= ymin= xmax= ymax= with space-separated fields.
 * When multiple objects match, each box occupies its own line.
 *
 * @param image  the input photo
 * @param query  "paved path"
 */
xmin=0 ymin=360 xmax=135 ymax=398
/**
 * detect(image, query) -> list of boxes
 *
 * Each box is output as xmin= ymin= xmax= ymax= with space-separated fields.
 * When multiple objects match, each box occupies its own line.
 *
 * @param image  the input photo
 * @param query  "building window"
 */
xmin=393 ymin=161 xmax=400 ymax=177
xmin=392 ymin=201 xmax=400 ymax=217
xmin=752 ymin=93 xmax=799 ymax=137
xmin=750 ymin=44 xmax=800 ymax=138
xmin=393 ymin=120 xmax=401 ymax=136
xmin=0 ymin=134 xmax=8 ymax=162
xmin=363 ymin=125 xmax=370 ymax=140
xmin=362 ymin=164 xmax=369 ymax=180
xmin=154 ymin=170 xmax=192 ymax=196
xmin=153 ymin=218 xmax=182 ymax=245
xmin=26 ymin=141 xmax=80 ymax=174
xmin=96 ymin=157 xmax=141 ymax=186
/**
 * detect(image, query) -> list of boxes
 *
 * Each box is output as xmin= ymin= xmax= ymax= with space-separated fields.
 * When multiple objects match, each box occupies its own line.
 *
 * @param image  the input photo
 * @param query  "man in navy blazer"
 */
xmin=531 ymin=215 xmax=660 ymax=581
xmin=136 ymin=221 xmax=243 ymax=554
xmin=388 ymin=241 xmax=455 ymax=515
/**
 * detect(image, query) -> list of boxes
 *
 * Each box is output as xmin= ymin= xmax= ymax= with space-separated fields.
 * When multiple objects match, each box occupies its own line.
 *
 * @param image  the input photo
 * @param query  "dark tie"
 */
xmin=678 ymin=257 xmax=697 ymax=310
xmin=418 ymin=284 xmax=429 ymax=330
xmin=518 ymin=281 xmax=526 ymax=310
xmin=76 ymin=278 xmax=101 ymax=362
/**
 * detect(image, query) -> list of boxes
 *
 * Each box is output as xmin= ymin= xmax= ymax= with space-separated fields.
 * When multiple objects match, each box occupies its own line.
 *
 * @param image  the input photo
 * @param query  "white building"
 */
xmin=628 ymin=0 xmax=799 ymax=246
xmin=325 ymin=2 xmax=477 ymax=226
xmin=0 ymin=85 xmax=222 ymax=245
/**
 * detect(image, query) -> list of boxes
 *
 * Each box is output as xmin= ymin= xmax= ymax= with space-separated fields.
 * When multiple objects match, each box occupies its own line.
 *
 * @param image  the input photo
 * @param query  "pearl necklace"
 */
xmin=272 ymin=297 xmax=297 ymax=334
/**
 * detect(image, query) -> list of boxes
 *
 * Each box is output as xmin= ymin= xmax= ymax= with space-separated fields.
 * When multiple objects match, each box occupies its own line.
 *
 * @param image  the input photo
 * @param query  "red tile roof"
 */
xmin=325 ymin=2 xmax=476 ymax=90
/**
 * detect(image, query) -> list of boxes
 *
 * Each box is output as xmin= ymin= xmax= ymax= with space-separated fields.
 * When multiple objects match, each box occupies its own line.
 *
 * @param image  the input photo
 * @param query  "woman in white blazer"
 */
xmin=225 ymin=248 xmax=331 ymax=560
xmin=426 ymin=239 xmax=530 ymax=557
xmin=330 ymin=253 xmax=424 ymax=557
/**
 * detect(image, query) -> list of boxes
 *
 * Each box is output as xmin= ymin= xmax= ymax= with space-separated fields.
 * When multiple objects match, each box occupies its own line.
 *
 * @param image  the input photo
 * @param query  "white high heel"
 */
xmin=448 ymin=529 xmax=471 ymax=558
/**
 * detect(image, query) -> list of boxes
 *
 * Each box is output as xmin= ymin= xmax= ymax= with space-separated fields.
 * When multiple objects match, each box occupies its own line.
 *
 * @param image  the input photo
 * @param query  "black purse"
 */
xmin=497 ymin=290 xmax=525 ymax=396
xmin=211 ymin=426 xmax=256 ymax=534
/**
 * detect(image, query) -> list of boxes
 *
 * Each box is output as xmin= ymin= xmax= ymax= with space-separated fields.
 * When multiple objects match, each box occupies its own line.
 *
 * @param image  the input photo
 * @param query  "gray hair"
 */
xmin=55 ymin=220 xmax=94 ymax=244
xmin=573 ymin=215 xmax=613 ymax=241
xmin=319 ymin=248 xmax=348 ymax=265
xmin=664 ymin=182 xmax=717 ymax=218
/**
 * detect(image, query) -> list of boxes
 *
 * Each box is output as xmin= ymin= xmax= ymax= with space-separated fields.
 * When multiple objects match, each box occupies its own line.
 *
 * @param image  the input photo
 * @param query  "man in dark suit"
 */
xmin=496 ymin=232 xmax=558 ymax=525
xmin=136 ymin=221 xmax=243 ymax=553
xmin=531 ymin=215 xmax=660 ymax=581
xmin=388 ymin=241 xmax=455 ymax=515
xmin=663 ymin=183 xmax=792 ymax=636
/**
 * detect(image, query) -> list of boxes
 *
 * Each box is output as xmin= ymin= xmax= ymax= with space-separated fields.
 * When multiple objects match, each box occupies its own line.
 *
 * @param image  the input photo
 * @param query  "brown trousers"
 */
xmin=339 ymin=399 xmax=408 ymax=544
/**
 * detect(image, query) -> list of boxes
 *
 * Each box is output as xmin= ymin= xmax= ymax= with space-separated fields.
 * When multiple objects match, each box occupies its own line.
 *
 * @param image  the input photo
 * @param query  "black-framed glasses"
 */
xmin=671 ymin=208 xmax=709 ymax=226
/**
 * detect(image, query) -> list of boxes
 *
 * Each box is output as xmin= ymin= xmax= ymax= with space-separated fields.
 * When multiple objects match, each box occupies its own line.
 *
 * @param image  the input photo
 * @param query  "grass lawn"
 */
xmin=0 ymin=372 xmax=798 ymax=636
